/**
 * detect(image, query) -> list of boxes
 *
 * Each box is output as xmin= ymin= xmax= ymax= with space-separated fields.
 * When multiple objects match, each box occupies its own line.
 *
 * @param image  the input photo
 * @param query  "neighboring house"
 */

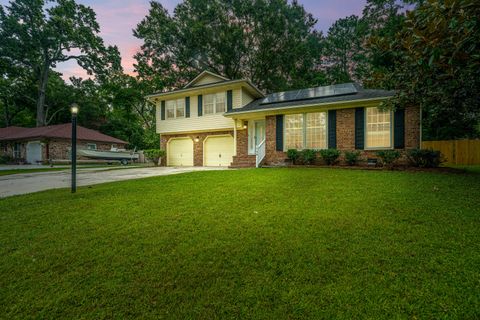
xmin=147 ymin=70 xmax=420 ymax=167
xmin=0 ymin=123 xmax=127 ymax=164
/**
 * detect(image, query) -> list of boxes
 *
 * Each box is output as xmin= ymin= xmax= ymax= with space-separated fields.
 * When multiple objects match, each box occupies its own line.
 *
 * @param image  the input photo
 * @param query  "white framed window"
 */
xmin=285 ymin=112 xmax=328 ymax=150
xmin=175 ymin=99 xmax=185 ymax=118
xmin=306 ymin=112 xmax=327 ymax=149
xmin=204 ymin=92 xmax=226 ymax=115
xmin=285 ymin=114 xmax=304 ymax=149
xmin=165 ymin=99 xmax=185 ymax=119
xmin=87 ymin=143 xmax=97 ymax=150
xmin=365 ymin=107 xmax=392 ymax=149
xmin=166 ymin=100 xmax=175 ymax=119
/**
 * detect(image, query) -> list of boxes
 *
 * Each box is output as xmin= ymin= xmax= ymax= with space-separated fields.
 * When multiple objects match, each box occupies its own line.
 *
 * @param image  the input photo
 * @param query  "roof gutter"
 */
xmin=223 ymin=96 xmax=392 ymax=117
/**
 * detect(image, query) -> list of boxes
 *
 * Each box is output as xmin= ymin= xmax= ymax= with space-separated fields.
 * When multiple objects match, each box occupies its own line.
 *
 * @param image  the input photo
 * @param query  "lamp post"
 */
xmin=71 ymin=104 xmax=79 ymax=193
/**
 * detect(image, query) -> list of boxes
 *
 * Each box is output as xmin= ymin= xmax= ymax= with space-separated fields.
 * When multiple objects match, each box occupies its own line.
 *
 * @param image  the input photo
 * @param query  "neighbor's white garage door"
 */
xmin=26 ymin=141 xmax=42 ymax=164
xmin=167 ymin=138 xmax=194 ymax=166
xmin=204 ymin=135 xmax=234 ymax=167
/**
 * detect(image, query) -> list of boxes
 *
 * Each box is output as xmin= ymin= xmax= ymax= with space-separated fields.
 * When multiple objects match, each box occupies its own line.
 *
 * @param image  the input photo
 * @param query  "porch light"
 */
xmin=243 ymin=121 xmax=248 ymax=129
xmin=194 ymin=136 xmax=200 ymax=143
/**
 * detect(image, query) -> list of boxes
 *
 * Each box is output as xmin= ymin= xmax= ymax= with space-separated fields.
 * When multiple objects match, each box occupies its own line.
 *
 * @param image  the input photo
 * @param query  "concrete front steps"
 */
xmin=229 ymin=155 xmax=256 ymax=168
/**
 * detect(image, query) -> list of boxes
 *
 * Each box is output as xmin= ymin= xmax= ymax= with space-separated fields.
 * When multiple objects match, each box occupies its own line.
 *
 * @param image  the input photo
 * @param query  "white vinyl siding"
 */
xmin=285 ymin=112 xmax=327 ymax=150
xmin=366 ymin=107 xmax=392 ymax=149
xmin=156 ymin=94 xmax=234 ymax=134
xmin=204 ymin=92 xmax=226 ymax=115
xmin=241 ymin=88 xmax=254 ymax=107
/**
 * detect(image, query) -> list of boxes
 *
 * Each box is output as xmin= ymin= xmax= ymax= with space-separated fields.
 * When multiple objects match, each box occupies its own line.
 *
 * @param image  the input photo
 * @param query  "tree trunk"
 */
xmin=36 ymin=64 xmax=49 ymax=127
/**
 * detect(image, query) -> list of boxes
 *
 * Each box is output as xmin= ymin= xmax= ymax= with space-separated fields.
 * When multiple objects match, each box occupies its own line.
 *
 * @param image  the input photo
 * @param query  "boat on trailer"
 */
xmin=77 ymin=148 xmax=139 ymax=165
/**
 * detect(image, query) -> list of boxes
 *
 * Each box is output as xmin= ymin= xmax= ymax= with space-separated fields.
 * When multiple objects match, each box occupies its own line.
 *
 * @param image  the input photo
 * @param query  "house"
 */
xmin=0 ymin=123 xmax=127 ymax=164
xmin=146 ymin=70 xmax=420 ymax=167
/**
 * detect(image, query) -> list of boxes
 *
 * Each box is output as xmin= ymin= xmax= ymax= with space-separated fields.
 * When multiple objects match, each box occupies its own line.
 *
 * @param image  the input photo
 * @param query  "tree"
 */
xmin=378 ymin=0 xmax=480 ymax=139
xmin=0 ymin=0 xmax=121 ymax=126
xmin=323 ymin=15 xmax=366 ymax=83
xmin=133 ymin=0 xmax=325 ymax=93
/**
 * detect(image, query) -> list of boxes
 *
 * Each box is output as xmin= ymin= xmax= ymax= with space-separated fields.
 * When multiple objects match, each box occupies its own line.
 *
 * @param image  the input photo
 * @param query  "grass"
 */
xmin=0 ymin=167 xmax=66 ymax=176
xmin=0 ymin=168 xmax=479 ymax=319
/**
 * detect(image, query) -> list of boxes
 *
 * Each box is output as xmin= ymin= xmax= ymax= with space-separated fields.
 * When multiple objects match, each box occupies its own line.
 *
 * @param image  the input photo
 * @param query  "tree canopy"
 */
xmin=133 ymin=0 xmax=325 ymax=92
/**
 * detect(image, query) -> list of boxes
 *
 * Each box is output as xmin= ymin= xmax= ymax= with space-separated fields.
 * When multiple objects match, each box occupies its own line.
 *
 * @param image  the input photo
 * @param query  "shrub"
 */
xmin=0 ymin=154 xmax=14 ymax=164
xmin=300 ymin=149 xmax=317 ymax=165
xmin=407 ymin=148 xmax=444 ymax=168
xmin=286 ymin=149 xmax=300 ymax=164
xmin=376 ymin=150 xmax=401 ymax=168
xmin=144 ymin=149 xmax=166 ymax=166
xmin=344 ymin=151 xmax=361 ymax=166
xmin=319 ymin=149 xmax=341 ymax=165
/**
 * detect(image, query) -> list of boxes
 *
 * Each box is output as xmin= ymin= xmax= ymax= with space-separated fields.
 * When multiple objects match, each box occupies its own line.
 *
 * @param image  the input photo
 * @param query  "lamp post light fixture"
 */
xmin=71 ymin=104 xmax=79 ymax=193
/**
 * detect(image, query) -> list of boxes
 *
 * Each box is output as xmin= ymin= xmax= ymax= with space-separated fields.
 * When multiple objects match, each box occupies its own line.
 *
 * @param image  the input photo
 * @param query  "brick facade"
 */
xmin=156 ymin=105 xmax=421 ymax=167
xmin=261 ymin=105 xmax=421 ymax=166
xmin=160 ymin=130 xmax=234 ymax=166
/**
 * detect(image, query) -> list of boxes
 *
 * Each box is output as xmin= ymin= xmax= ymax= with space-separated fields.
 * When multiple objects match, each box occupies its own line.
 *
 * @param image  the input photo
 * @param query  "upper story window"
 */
xmin=365 ymin=107 xmax=392 ymax=149
xmin=204 ymin=92 xmax=226 ymax=115
xmin=284 ymin=112 xmax=327 ymax=150
xmin=166 ymin=99 xmax=185 ymax=119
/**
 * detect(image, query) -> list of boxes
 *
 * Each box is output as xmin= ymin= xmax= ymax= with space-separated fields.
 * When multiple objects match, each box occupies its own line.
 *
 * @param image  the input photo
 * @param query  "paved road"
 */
xmin=0 ymin=167 xmax=227 ymax=198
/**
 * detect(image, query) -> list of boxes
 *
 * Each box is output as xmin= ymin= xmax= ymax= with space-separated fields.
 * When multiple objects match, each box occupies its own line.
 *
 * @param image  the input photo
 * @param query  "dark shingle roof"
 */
xmin=226 ymin=83 xmax=394 ymax=115
xmin=0 ymin=124 xmax=127 ymax=144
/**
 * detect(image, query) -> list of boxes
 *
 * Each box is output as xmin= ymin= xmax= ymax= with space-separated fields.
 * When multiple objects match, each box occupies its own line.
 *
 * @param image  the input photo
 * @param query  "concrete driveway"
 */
xmin=0 ymin=166 xmax=227 ymax=198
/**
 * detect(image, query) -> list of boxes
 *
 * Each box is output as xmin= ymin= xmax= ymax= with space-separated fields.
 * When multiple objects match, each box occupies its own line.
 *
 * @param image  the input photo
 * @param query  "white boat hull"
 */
xmin=77 ymin=149 xmax=139 ymax=161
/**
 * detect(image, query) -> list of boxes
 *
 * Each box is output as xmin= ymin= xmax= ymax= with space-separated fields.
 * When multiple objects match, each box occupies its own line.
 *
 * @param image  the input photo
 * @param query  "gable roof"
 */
xmin=0 ymin=123 xmax=127 ymax=144
xmin=146 ymin=78 xmax=265 ymax=100
xmin=225 ymin=83 xmax=394 ymax=115
xmin=184 ymin=70 xmax=230 ymax=88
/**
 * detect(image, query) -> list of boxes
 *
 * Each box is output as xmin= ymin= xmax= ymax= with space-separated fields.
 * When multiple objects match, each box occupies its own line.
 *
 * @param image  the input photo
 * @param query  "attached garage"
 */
xmin=204 ymin=135 xmax=234 ymax=167
xmin=167 ymin=137 xmax=194 ymax=166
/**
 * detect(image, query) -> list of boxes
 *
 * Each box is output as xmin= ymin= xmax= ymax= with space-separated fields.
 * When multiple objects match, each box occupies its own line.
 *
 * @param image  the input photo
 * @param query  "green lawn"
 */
xmin=0 ymin=167 xmax=66 ymax=176
xmin=1 ymin=168 xmax=479 ymax=319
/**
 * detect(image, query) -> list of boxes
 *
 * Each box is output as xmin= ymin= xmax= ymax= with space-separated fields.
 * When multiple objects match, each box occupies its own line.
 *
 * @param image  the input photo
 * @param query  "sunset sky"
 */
xmin=0 ymin=0 xmax=367 ymax=80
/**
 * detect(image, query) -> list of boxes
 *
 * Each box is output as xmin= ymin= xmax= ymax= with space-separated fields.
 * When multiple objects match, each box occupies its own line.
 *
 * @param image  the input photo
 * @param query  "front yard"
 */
xmin=1 ymin=168 xmax=479 ymax=319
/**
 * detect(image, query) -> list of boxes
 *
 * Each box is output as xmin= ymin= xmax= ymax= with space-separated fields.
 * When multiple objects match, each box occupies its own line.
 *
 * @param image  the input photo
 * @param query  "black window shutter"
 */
xmin=197 ymin=95 xmax=203 ymax=116
xmin=355 ymin=107 xmax=365 ymax=149
xmin=328 ymin=110 xmax=337 ymax=149
xmin=276 ymin=115 xmax=284 ymax=151
xmin=185 ymin=97 xmax=190 ymax=118
xmin=394 ymin=108 xmax=405 ymax=148
xmin=161 ymin=101 xmax=165 ymax=120
xmin=227 ymin=90 xmax=233 ymax=111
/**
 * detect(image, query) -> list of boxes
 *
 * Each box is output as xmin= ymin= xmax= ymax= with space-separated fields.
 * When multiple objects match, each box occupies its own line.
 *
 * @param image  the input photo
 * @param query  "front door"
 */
xmin=254 ymin=120 xmax=265 ymax=149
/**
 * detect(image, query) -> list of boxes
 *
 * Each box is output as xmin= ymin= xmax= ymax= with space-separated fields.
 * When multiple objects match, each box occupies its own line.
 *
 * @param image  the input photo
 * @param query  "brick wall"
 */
xmin=160 ymin=130 xmax=234 ymax=166
xmin=264 ymin=116 xmax=287 ymax=165
xmin=336 ymin=108 xmax=355 ymax=150
xmin=262 ymin=105 xmax=421 ymax=166
xmin=405 ymin=105 xmax=421 ymax=149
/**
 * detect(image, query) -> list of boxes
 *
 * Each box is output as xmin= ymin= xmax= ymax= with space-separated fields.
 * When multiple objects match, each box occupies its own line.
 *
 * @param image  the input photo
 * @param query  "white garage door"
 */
xmin=168 ymin=138 xmax=194 ymax=166
xmin=26 ymin=141 xmax=42 ymax=164
xmin=204 ymin=135 xmax=234 ymax=167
